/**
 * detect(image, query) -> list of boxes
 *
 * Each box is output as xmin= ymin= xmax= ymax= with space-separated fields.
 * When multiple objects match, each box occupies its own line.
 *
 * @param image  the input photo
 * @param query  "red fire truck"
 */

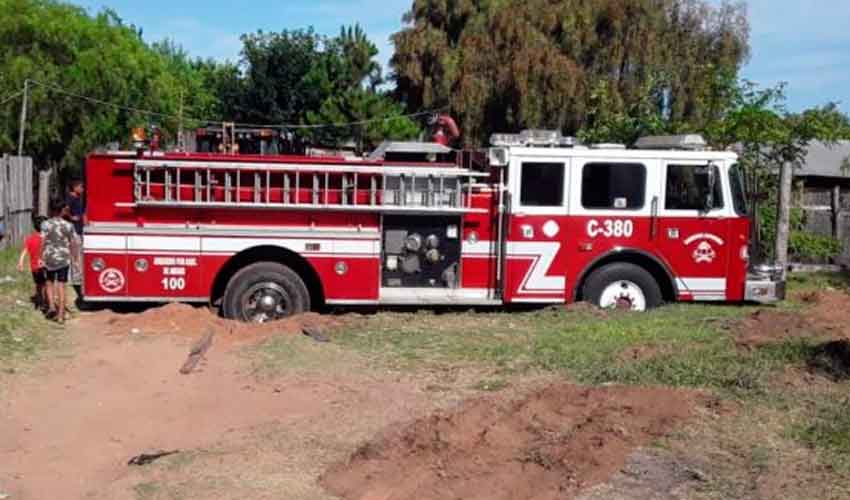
xmin=81 ymin=130 xmax=784 ymax=322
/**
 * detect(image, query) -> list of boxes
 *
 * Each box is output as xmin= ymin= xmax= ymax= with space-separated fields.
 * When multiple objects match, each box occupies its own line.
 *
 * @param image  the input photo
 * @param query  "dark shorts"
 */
xmin=31 ymin=268 xmax=47 ymax=285
xmin=46 ymin=266 xmax=70 ymax=283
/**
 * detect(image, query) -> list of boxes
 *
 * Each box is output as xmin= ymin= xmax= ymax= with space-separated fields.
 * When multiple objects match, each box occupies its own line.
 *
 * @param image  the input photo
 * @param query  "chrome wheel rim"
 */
xmin=599 ymin=280 xmax=647 ymax=311
xmin=241 ymin=282 xmax=292 ymax=323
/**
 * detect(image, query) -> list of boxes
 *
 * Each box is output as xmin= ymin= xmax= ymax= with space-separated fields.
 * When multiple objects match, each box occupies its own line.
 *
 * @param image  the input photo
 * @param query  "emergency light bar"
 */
xmin=490 ymin=129 xmax=576 ymax=148
xmin=634 ymin=134 xmax=707 ymax=151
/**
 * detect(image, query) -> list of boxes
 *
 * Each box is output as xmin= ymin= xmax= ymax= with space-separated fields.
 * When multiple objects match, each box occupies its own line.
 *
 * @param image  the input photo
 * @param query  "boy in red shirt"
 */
xmin=18 ymin=216 xmax=48 ymax=312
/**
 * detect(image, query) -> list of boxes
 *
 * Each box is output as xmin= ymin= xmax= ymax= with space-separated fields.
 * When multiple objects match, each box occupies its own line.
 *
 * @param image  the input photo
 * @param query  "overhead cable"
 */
xmin=24 ymin=79 xmax=445 ymax=130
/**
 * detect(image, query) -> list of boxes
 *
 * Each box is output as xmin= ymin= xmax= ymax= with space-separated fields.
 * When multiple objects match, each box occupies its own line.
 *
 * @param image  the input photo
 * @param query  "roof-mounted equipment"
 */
xmin=490 ymin=129 xmax=576 ymax=148
xmin=634 ymin=134 xmax=707 ymax=151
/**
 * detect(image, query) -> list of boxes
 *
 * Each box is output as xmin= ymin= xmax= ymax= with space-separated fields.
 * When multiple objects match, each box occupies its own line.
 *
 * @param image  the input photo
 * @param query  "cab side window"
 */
xmin=520 ymin=162 xmax=564 ymax=207
xmin=581 ymin=162 xmax=646 ymax=210
xmin=665 ymin=165 xmax=723 ymax=210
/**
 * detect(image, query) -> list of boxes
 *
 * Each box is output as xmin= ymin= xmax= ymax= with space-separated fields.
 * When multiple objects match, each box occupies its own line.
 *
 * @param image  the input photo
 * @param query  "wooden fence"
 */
xmin=0 ymin=155 xmax=34 ymax=250
xmin=801 ymin=183 xmax=849 ymax=266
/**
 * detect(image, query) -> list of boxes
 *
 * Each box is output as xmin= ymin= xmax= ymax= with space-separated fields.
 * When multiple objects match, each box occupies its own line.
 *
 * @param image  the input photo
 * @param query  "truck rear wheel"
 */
xmin=582 ymin=263 xmax=663 ymax=312
xmin=222 ymin=262 xmax=310 ymax=322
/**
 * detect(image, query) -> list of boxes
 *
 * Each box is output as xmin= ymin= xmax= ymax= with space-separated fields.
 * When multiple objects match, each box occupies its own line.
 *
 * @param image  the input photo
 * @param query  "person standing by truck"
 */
xmin=66 ymin=179 xmax=86 ymax=298
xmin=18 ymin=216 xmax=48 ymax=312
xmin=42 ymin=200 xmax=78 ymax=324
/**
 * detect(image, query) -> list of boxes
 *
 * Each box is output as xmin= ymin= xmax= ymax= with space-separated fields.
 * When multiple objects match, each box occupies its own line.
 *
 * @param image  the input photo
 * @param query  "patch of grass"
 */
xmin=335 ymin=303 xmax=776 ymax=392
xmin=0 ymin=247 xmax=61 ymax=364
xmin=588 ymin=338 xmax=818 ymax=394
xmin=332 ymin=275 xmax=845 ymax=397
xmin=471 ymin=378 xmax=509 ymax=392
xmin=793 ymin=396 xmax=850 ymax=469
xmin=132 ymin=481 xmax=162 ymax=500
xmin=249 ymin=331 xmax=361 ymax=378
xmin=787 ymin=271 xmax=850 ymax=294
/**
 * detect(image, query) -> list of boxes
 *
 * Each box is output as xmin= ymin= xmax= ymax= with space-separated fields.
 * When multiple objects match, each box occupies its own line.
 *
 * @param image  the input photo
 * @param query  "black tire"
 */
xmin=222 ymin=262 xmax=310 ymax=322
xmin=581 ymin=262 xmax=663 ymax=311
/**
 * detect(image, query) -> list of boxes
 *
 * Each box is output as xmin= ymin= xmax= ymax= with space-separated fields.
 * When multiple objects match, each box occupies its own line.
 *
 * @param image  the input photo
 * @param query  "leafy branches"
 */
xmin=0 ymin=0 xmax=217 ymax=170
xmin=391 ymin=0 xmax=750 ymax=146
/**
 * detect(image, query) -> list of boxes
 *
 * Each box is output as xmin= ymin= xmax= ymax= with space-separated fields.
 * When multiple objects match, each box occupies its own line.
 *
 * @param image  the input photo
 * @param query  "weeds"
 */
xmin=0 ymin=247 xmax=61 ymax=363
xmin=793 ymin=396 xmax=850 ymax=470
xmin=334 ymin=302 xmax=803 ymax=394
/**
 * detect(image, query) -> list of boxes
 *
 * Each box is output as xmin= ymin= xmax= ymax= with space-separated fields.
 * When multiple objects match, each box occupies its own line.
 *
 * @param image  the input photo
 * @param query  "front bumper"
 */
xmin=745 ymin=278 xmax=786 ymax=303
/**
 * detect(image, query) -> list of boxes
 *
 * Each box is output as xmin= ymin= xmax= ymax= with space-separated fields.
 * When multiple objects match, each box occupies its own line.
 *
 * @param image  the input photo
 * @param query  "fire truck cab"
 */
xmin=81 ymin=131 xmax=784 ymax=322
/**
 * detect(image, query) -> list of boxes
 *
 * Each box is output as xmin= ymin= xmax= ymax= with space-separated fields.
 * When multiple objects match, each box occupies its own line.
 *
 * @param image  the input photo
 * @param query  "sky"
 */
xmin=75 ymin=0 xmax=850 ymax=113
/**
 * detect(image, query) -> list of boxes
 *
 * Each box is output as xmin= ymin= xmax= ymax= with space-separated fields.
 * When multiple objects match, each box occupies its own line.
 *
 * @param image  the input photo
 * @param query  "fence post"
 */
xmin=832 ymin=185 xmax=842 ymax=240
xmin=0 ymin=155 xmax=34 ymax=249
xmin=0 ymin=155 xmax=7 ymax=250
xmin=38 ymin=168 xmax=51 ymax=216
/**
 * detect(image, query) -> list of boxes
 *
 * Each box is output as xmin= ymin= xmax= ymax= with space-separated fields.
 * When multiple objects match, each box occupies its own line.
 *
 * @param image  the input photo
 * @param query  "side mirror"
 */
xmin=702 ymin=163 xmax=717 ymax=212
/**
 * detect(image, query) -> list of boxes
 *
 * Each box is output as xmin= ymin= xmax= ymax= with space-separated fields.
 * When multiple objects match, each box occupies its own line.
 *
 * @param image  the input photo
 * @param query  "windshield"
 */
xmin=729 ymin=163 xmax=749 ymax=216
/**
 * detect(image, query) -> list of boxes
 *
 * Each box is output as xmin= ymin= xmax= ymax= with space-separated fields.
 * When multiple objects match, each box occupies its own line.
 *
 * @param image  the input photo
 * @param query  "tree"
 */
xmin=304 ymin=25 xmax=420 ymax=150
xmin=707 ymin=80 xmax=850 ymax=272
xmin=391 ymin=0 xmax=749 ymax=146
xmin=235 ymin=29 xmax=326 ymax=126
xmin=305 ymin=89 xmax=421 ymax=153
xmin=0 ymin=0 xmax=217 ymax=173
xmin=215 ymin=25 xmax=419 ymax=150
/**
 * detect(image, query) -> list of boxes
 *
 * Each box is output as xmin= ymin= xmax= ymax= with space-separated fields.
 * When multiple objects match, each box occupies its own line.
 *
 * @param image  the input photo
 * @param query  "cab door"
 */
xmin=503 ymin=155 xmax=570 ymax=303
xmin=656 ymin=160 xmax=731 ymax=301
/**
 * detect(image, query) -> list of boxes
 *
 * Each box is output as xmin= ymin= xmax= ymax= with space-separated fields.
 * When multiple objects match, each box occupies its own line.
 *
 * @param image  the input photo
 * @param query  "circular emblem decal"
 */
xmin=98 ymin=268 xmax=126 ymax=293
xmin=542 ymin=220 xmax=560 ymax=238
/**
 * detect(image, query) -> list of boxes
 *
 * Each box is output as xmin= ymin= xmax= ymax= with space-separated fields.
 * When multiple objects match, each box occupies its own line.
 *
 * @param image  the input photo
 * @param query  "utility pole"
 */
xmin=17 ymin=80 xmax=29 ymax=157
xmin=177 ymin=90 xmax=185 ymax=152
xmin=774 ymin=160 xmax=793 ymax=280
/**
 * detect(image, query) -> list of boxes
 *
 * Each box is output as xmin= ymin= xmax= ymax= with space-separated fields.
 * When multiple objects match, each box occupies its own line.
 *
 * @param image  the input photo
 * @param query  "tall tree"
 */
xmin=391 ymin=0 xmax=749 ymax=146
xmin=219 ymin=25 xmax=419 ymax=150
xmin=708 ymin=80 xmax=850 ymax=270
xmin=236 ymin=29 xmax=326 ymax=126
xmin=302 ymin=25 xmax=420 ymax=150
xmin=0 ymin=0 xmax=217 ymax=172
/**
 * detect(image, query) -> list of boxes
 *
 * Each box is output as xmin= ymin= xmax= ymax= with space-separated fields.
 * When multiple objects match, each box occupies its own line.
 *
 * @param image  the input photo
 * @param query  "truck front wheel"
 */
xmin=222 ymin=262 xmax=310 ymax=322
xmin=582 ymin=263 xmax=663 ymax=312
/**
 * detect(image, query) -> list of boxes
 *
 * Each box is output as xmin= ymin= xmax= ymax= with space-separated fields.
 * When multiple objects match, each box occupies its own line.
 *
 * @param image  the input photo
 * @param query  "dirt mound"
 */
xmin=735 ymin=290 xmax=850 ymax=349
xmin=321 ymin=384 xmax=694 ymax=500
xmin=87 ymin=303 xmax=343 ymax=345
xmin=803 ymin=290 xmax=850 ymax=338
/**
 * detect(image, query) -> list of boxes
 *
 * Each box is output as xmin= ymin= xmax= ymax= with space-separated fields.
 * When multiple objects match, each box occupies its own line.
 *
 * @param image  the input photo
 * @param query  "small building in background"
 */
xmin=797 ymin=141 xmax=850 ymax=267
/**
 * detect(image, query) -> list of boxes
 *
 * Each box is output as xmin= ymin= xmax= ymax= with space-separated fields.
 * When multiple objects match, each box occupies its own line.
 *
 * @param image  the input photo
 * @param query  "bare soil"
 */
xmin=4 ymin=292 xmax=848 ymax=500
xmin=321 ymin=384 xmax=694 ymax=500
xmin=0 ymin=305 xmax=416 ymax=500
xmin=85 ymin=302 xmax=344 ymax=344
xmin=734 ymin=290 xmax=850 ymax=349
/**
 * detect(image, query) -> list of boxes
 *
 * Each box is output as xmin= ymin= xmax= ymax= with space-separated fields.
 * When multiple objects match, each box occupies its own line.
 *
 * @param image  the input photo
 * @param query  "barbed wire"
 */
xmin=24 ymin=79 xmax=445 ymax=130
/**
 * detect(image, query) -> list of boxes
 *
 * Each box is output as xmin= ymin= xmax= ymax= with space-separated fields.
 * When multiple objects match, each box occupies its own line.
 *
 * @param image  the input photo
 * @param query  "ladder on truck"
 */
xmin=117 ymin=159 xmax=491 ymax=214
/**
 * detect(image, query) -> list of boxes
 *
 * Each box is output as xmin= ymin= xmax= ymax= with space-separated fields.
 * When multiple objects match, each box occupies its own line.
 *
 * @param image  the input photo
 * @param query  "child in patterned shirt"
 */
xmin=41 ymin=200 xmax=78 ymax=324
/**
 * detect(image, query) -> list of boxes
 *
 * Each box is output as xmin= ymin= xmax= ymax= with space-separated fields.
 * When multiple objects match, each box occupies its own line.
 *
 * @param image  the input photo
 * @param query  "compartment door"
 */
xmin=503 ymin=157 xmax=570 ymax=303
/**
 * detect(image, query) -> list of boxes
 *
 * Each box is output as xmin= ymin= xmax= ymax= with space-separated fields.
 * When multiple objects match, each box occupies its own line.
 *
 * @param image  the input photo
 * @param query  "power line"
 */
xmin=28 ymin=79 xmax=194 ymax=121
xmin=231 ymin=109 xmax=444 ymax=130
xmin=25 ymin=79 xmax=445 ymax=130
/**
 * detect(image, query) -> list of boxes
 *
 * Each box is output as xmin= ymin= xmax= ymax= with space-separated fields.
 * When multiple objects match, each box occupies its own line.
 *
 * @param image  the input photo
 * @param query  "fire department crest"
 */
xmin=693 ymin=241 xmax=716 ymax=263
xmin=684 ymin=233 xmax=725 ymax=265
xmin=98 ymin=268 xmax=125 ymax=293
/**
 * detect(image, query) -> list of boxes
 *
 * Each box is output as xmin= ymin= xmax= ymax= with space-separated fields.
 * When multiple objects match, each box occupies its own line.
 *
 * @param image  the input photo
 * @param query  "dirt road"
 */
xmin=3 ymin=287 xmax=848 ymax=499
xmin=0 ymin=308 xmax=444 ymax=500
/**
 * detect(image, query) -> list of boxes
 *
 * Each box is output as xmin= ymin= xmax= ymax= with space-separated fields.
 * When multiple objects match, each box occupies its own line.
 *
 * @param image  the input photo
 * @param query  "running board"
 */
xmin=378 ymin=287 xmax=501 ymax=306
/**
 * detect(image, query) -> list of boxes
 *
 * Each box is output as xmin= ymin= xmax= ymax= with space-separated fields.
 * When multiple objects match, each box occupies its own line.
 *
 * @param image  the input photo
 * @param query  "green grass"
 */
xmin=793 ymin=395 xmax=850 ymax=470
xmin=786 ymin=271 xmax=850 ymax=293
xmin=0 ymin=246 xmax=61 ymax=365
xmin=330 ymin=281 xmax=841 ymax=396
